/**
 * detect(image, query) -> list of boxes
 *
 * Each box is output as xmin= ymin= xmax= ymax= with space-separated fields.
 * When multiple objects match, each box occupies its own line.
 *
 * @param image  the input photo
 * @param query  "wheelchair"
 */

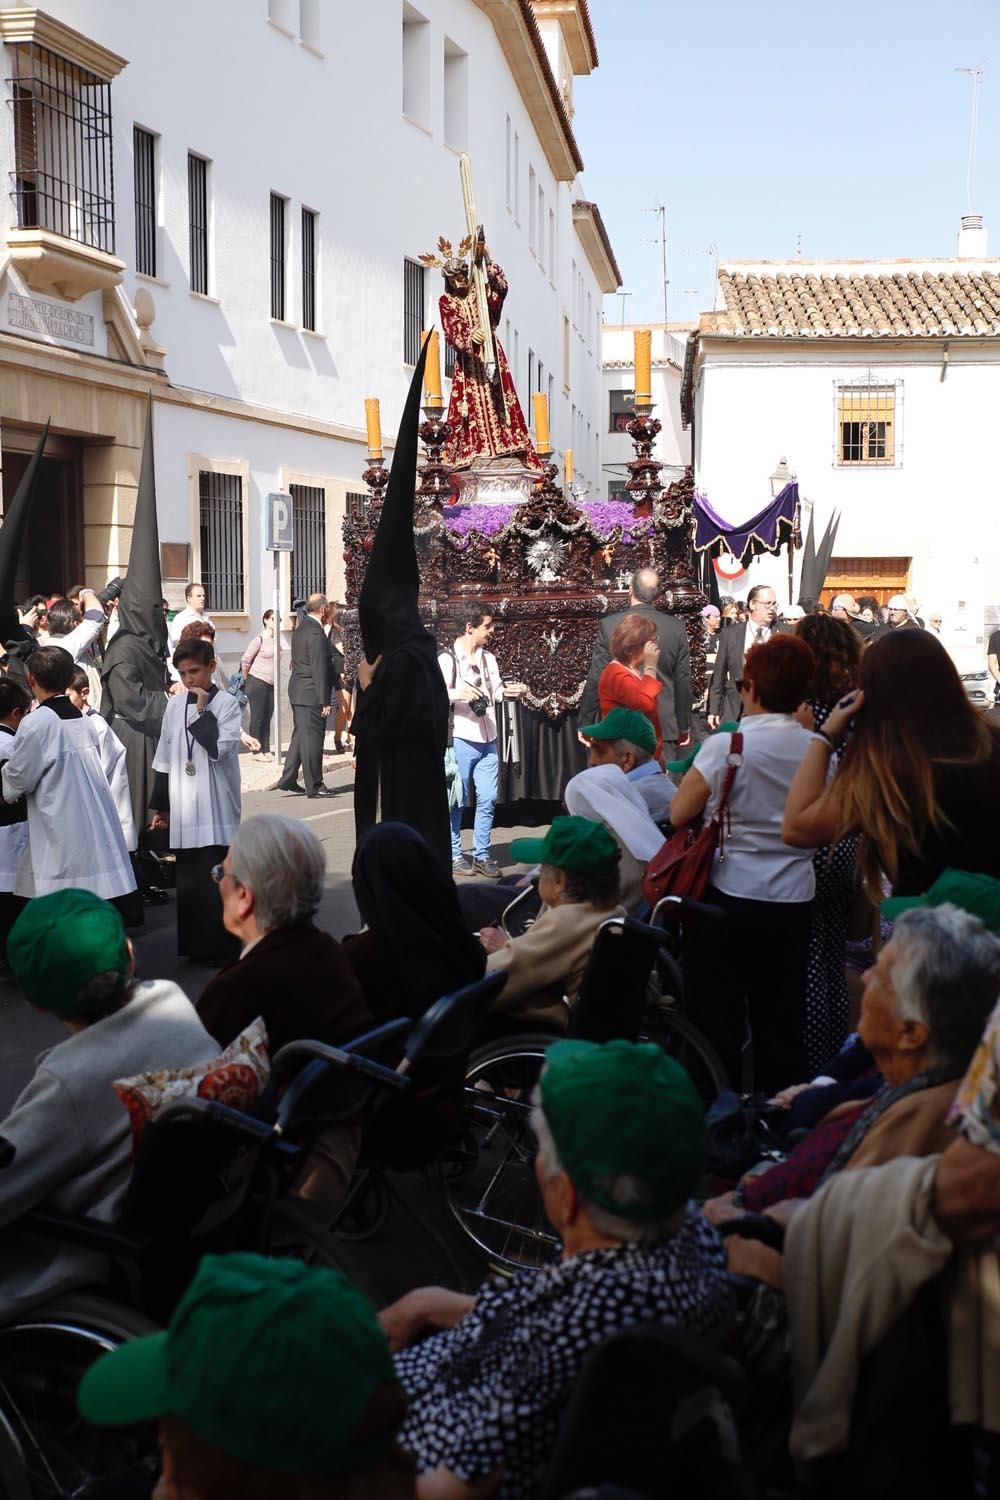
xmin=443 ymin=894 xmax=730 ymax=1274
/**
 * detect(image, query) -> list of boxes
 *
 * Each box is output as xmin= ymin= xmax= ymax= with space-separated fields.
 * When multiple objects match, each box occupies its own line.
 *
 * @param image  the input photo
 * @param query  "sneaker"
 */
xmin=452 ymin=856 xmax=475 ymax=876
xmin=473 ymin=857 xmax=502 ymax=879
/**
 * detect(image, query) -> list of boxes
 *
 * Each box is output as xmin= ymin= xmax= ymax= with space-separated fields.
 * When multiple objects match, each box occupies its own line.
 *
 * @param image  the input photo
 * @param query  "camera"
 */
xmin=469 ymin=695 xmax=490 ymax=717
xmin=98 ymin=576 xmax=124 ymax=605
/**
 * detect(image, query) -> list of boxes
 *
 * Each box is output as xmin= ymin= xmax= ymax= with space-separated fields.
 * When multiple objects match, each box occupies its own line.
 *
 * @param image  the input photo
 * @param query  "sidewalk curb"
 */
xmin=240 ymin=748 xmax=354 ymax=793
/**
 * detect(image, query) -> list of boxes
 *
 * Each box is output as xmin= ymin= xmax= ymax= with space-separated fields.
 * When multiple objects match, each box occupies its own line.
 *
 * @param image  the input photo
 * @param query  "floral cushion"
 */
xmin=113 ymin=1017 xmax=270 ymax=1152
xmin=948 ymin=997 xmax=1000 ymax=1154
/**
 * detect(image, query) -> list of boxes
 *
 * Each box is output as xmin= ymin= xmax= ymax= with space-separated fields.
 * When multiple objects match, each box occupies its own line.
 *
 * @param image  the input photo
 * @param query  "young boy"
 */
xmin=151 ymin=637 xmax=242 ymax=963
xmin=68 ymin=667 xmax=137 ymax=857
xmin=0 ymin=646 xmax=137 ymax=908
xmin=0 ymin=677 xmax=31 ymax=954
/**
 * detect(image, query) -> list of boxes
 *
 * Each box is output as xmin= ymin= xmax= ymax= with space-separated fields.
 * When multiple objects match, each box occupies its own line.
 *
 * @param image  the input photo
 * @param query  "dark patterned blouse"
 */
xmin=395 ymin=1206 xmax=732 ymax=1497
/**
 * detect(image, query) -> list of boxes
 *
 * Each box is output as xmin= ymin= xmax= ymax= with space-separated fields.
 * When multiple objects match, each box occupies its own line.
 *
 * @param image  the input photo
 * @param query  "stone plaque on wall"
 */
xmin=8 ymin=291 xmax=95 ymax=347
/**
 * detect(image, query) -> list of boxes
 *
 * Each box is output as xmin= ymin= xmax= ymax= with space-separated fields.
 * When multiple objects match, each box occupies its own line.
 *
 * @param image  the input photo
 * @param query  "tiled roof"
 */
xmin=706 ymin=262 xmax=1000 ymax=338
xmin=516 ymin=0 xmax=585 ymax=174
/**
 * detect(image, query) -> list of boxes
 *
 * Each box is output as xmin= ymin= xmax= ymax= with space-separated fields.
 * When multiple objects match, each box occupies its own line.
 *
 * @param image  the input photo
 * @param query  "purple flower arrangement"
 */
xmin=441 ymin=498 xmax=651 ymax=545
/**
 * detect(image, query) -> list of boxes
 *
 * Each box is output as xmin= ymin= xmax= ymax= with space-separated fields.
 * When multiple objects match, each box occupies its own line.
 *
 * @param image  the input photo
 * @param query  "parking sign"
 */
xmin=266 ymin=492 xmax=294 ymax=552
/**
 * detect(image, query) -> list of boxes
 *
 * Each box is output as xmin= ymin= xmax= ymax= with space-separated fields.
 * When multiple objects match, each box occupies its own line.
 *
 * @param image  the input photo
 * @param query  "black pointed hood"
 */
xmin=358 ymin=336 xmax=430 ymax=661
xmin=116 ymin=397 xmax=167 ymax=657
xmin=797 ymin=509 xmax=841 ymax=606
xmin=0 ymin=421 xmax=48 ymax=645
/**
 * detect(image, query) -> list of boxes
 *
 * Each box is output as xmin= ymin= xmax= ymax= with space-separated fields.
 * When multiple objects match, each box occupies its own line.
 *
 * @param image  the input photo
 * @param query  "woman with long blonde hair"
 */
xmin=784 ymin=629 xmax=1000 ymax=896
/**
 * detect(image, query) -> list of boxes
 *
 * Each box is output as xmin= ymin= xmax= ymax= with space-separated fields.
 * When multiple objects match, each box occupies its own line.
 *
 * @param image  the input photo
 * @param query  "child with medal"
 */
xmin=150 ymin=637 xmax=242 ymax=963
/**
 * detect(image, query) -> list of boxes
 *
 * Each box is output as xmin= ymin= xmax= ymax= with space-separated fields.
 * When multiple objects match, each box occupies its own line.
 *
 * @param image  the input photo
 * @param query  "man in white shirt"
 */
xmin=167 ymin=582 xmax=213 ymax=687
xmin=439 ymin=611 xmax=525 ymax=878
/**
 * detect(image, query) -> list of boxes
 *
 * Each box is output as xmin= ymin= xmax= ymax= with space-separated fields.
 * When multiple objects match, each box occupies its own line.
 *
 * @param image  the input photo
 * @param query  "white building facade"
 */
xmin=0 ymin=0 xmax=618 ymax=664
xmin=601 ymin=322 xmax=692 ymax=497
xmin=684 ymin=233 xmax=1000 ymax=666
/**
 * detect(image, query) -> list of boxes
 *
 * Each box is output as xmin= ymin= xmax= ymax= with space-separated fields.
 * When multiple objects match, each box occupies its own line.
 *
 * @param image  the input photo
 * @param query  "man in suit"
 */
xmin=276 ymin=592 xmax=335 ymax=798
xmin=708 ymin=583 xmax=785 ymax=726
xmin=579 ymin=568 xmax=692 ymax=762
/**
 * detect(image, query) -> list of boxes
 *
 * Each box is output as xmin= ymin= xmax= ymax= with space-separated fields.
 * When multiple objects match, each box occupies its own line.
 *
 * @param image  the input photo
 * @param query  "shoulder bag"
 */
xmin=641 ymin=731 xmax=743 ymax=905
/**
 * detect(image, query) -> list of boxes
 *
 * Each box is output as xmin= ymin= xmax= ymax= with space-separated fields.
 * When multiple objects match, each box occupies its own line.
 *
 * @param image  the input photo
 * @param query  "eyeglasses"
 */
xmin=210 ymin=864 xmax=238 ymax=886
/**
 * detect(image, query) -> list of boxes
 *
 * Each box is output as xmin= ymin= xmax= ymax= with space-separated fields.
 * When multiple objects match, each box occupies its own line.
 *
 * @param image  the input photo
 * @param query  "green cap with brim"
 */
xmin=579 ymin=707 xmax=656 ymax=755
xmin=510 ymin=814 xmax=618 ymax=875
xmin=882 ymin=869 xmax=1000 ymax=930
xmin=78 ymin=1254 xmax=398 ymax=1476
xmin=541 ymin=1039 xmax=706 ymax=1220
xmin=665 ymin=721 xmax=740 ymax=775
xmin=8 ymin=889 xmax=128 ymax=1018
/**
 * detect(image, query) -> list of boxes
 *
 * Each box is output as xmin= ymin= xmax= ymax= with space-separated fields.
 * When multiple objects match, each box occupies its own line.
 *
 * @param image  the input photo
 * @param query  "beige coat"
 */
xmin=486 ymin=901 xmax=625 ymax=1026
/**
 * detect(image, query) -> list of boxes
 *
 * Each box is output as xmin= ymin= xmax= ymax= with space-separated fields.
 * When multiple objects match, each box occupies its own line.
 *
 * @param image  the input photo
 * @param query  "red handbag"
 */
xmin=642 ymin=732 xmax=743 ymax=906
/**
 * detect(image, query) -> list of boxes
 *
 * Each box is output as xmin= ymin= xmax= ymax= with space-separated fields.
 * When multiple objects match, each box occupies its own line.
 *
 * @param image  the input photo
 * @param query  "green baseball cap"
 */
xmin=78 ymin=1254 xmax=399 ymax=1476
xmin=540 ymin=1039 xmax=706 ymax=1220
xmin=510 ymin=814 xmax=619 ymax=874
xmin=8 ymin=889 xmax=129 ymax=1018
xmin=882 ymin=869 xmax=1000 ymax=930
xmin=579 ymin=708 xmax=656 ymax=755
xmin=665 ymin=721 xmax=740 ymax=775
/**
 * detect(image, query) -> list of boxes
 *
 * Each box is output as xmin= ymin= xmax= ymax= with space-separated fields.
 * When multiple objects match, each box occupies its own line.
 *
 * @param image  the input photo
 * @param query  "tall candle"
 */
xmin=422 ymin=329 xmax=443 ymax=407
xmin=564 ymin=448 xmax=573 ymax=484
xmin=533 ymin=392 xmax=550 ymax=451
xmin=364 ymin=397 xmax=383 ymax=458
xmin=634 ymin=328 xmax=652 ymax=403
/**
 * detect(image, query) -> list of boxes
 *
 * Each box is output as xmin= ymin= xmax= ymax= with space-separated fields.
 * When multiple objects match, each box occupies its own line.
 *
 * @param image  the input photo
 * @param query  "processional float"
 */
xmin=343 ymin=158 xmax=707 ymax=803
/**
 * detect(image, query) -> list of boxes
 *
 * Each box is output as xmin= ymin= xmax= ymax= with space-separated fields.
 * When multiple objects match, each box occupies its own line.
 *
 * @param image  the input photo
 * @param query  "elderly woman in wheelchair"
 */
xmin=384 ymin=1039 xmax=732 ymax=1500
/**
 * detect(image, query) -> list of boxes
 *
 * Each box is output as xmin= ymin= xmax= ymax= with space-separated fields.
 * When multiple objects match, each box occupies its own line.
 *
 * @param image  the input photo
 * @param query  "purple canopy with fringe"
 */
xmin=693 ymin=482 xmax=799 ymax=565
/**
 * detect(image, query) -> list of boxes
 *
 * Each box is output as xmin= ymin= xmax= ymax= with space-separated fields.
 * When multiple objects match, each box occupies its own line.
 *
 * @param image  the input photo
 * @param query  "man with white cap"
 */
xmin=874 ymin=595 xmax=921 ymax=639
xmin=831 ymin=594 xmax=877 ymax=641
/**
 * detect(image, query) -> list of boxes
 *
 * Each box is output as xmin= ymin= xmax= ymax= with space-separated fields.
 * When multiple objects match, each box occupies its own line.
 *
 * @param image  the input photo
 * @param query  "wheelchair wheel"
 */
xmin=0 ymin=1293 xmax=160 ymax=1499
xmin=642 ymin=1005 xmax=729 ymax=1109
xmin=444 ymin=1034 xmax=560 ymax=1275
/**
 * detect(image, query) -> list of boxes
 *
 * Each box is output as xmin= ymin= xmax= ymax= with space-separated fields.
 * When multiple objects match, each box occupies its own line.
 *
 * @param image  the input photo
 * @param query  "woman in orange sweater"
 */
xmin=597 ymin=614 xmax=663 ymax=762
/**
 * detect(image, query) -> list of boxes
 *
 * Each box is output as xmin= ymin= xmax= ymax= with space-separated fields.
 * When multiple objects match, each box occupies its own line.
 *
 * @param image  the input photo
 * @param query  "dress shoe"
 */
xmin=452 ymin=856 xmax=475 ymax=876
xmin=277 ymin=782 xmax=307 ymax=795
xmin=306 ymin=785 xmax=336 ymax=798
xmin=473 ymin=857 xmax=503 ymax=879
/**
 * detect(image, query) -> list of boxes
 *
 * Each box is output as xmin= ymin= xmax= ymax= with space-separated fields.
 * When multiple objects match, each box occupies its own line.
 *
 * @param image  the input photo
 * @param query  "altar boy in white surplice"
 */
xmin=150 ymin=637 xmax=241 ymax=964
xmin=0 ymin=676 xmax=31 ymax=954
xmin=1 ymin=646 xmax=138 ymax=915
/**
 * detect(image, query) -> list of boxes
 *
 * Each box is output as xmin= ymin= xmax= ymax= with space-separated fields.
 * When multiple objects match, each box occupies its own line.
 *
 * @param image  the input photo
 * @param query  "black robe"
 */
xmin=100 ymin=631 xmax=169 ymax=835
xmin=352 ymin=635 xmax=451 ymax=872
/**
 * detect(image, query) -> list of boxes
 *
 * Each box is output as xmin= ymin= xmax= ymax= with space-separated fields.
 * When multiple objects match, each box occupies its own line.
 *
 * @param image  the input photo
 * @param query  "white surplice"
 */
xmin=152 ymin=688 xmax=241 ymax=848
xmin=0 ymin=726 xmax=28 ymax=893
xmin=1 ymin=702 xmax=136 ymax=899
xmin=85 ymin=707 xmax=137 ymax=852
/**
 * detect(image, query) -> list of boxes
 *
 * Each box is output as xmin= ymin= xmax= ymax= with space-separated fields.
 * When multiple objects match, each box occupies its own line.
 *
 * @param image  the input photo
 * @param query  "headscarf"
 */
xmin=564 ymin=763 xmax=665 ymax=863
xmin=351 ymin=822 xmax=485 ymax=1014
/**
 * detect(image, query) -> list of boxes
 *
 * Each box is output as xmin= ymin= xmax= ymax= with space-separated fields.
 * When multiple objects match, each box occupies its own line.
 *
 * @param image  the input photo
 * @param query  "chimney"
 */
xmin=957 ymin=213 xmax=988 ymax=258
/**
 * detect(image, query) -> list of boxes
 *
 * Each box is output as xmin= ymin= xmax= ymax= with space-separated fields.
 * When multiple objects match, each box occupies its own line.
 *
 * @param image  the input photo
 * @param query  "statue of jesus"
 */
xmin=423 ymin=236 xmax=541 ymax=474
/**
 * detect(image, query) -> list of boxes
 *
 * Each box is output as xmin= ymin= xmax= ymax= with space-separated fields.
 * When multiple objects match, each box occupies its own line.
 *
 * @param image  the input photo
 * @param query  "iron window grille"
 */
xmin=270 ymin=192 xmax=286 ymax=321
xmin=834 ymin=377 xmax=902 ymax=468
xmin=290 ymin=483 xmax=326 ymax=602
xmin=133 ymin=126 xmax=156 ymax=276
xmin=403 ymin=257 xmax=425 ymax=365
xmin=301 ymin=207 xmax=317 ymax=331
xmin=8 ymin=41 xmax=115 ymax=253
xmin=609 ymin=389 xmax=634 ymax=434
xmin=198 ymin=471 xmax=244 ymax=612
xmin=445 ymin=338 xmax=456 ymax=378
xmin=188 ymin=154 xmax=208 ymax=294
xmin=345 ymin=490 xmax=367 ymax=523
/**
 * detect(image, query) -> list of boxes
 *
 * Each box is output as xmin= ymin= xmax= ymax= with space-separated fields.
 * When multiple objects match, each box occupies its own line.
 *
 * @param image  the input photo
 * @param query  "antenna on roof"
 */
xmin=956 ymin=64 xmax=985 ymax=213
xmin=616 ymin=289 xmax=632 ymax=326
xmin=642 ymin=203 xmax=669 ymax=324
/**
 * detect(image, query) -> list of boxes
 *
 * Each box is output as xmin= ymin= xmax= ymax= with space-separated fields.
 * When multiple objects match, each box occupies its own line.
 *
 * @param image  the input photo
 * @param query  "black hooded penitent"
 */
xmin=100 ymin=397 xmax=170 ymax=832
xmin=352 ymin=336 xmax=451 ymax=869
xmin=0 ymin=421 xmax=50 ymax=681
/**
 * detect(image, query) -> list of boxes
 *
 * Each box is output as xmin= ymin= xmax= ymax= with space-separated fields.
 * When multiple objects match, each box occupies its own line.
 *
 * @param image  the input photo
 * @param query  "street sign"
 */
xmin=265 ymin=492 xmax=294 ymax=552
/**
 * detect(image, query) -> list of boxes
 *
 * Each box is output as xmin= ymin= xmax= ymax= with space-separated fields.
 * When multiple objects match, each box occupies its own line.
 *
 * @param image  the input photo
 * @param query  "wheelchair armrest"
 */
xmin=272 ymin=1039 xmax=410 ymax=1092
xmin=17 ymin=1206 xmax=152 ymax=1260
xmin=341 ymin=1017 xmax=412 ymax=1058
xmin=718 ymin=1213 xmax=786 ymax=1253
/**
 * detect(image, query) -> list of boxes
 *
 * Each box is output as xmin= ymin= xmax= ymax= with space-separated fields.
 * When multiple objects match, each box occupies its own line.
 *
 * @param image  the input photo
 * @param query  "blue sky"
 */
xmin=575 ymin=0 xmax=1000 ymax=325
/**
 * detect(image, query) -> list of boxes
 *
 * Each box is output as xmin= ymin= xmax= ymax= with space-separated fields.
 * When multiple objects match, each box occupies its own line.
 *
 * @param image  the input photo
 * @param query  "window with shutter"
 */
xmin=836 ymin=384 xmax=897 ymax=465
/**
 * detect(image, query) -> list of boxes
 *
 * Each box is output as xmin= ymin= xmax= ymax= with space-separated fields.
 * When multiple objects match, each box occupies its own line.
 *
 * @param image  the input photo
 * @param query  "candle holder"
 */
xmin=416 ymin=405 xmax=452 ymax=513
xmin=625 ymin=404 xmax=663 ymax=516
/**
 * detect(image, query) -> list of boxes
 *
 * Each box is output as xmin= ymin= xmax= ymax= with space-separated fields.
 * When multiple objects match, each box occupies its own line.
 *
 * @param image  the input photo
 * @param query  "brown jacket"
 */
xmin=486 ymin=900 xmax=626 ymax=1027
xmin=845 ymin=1081 xmax=958 ymax=1172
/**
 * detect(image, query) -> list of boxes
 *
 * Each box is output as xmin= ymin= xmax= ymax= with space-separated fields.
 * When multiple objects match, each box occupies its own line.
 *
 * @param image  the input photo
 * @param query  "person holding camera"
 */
xmin=439 ymin=611 xmax=526 ymax=879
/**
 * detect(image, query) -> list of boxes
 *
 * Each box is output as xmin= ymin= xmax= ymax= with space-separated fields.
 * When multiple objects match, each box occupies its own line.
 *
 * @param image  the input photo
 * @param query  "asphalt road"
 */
xmin=0 ymin=766 xmax=545 ymax=1301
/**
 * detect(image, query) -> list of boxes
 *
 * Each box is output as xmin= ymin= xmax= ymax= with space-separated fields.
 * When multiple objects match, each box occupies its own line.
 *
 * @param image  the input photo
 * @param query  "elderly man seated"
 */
xmin=478 ymin=816 xmax=625 ymax=1032
xmin=197 ymin=813 xmax=370 ymax=1054
xmin=579 ymin=706 xmax=676 ymax=826
xmin=708 ymin=893 xmax=1000 ymax=1227
xmin=0 ymin=890 xmax=217 ymax=1321
xmin=383 ymin=1039 xmax=732 ymax=1499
